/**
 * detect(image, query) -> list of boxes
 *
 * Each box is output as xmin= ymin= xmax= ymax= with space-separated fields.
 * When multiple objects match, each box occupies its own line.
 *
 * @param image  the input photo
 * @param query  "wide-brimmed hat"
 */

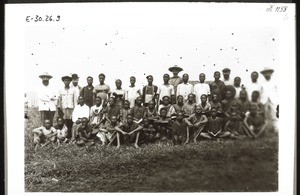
xmin=61 ymin=75 xmax=72 ymax=81
xmin=39 ymin=72 xmax=52 ymax=79
xmin=168 ymin=65 xmax=183 ymax=72
xmin=260 ymin=67 xmax=274 ymax=74
xmin=222 ymin=68 xmax=231 ymax=73
xmin=71 ymin=74 xmax=79 ymax=79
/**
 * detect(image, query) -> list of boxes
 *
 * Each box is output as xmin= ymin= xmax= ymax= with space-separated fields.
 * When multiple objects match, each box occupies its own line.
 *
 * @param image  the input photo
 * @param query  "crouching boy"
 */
xmin=172 ymin=112 xmax=189 ymax=145
xmin=54 ymin=117 xmax=68 ymax=144
xmin=32 ymin=119 xmax=57 ymax=150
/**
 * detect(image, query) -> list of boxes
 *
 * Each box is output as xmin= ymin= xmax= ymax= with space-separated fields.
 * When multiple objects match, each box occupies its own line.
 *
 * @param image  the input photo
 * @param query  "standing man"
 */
xmin=80 ymin=76 xmax=94 ymax=108
xmin=93 ymin=73 xmax=111 ymax=106
xmin=210 ymin=71 xmax=226 ymax=101
xmin=222 ymin=68 xmax=234 ymax=86
xmin=193 ymin=73 xmax=211 ymax=104
xmin=142 ymin=75 xmax=158 ymax=107
xmin=246 ymin=71 xmax=263 ymax=101
xmin=168 ymin=65 xmax=183 ymax=101
xmin=70 ymin=73 xmax=82 ymax=105
xmin=58 ymin=75 xmax=77 ymax=139
xmin=37 ymin=72 xmax=57 ymax=125
xmin=177 ymin=73 xmax=193 ymax=103
xmin=125 ymin=76 xmax=141 ymax=108
xmin=158 ymin=74 xmax=175 ymax=104
xmin=260 ymin=67 xmax=278 ymax=132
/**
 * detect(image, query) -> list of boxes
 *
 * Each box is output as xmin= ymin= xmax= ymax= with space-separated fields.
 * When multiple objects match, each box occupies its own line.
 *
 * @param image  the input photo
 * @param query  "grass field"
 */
xmin=25 ymin=107 xmax=278 ymax=192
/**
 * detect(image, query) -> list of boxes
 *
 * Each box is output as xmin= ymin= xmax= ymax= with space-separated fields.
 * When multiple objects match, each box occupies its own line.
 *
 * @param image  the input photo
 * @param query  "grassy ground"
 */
xmin=25 ymin=107 xmax=278 ymax=192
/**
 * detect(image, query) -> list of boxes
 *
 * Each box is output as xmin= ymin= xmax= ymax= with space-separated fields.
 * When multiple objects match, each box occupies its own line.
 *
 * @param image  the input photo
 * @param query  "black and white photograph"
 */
xmin=5 ymin=2 xmax=295 ymax=194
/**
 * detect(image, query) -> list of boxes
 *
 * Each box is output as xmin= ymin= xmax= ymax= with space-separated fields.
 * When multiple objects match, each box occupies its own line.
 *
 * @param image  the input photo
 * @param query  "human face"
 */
xmin=95 ymin=97 xmax=102 ymax=106
xmin=42 ymin=78 xmax=49 ymax=86
xmin=108 ymin=98 xmax=114 ymax=106
xmin=72 ymin=78 xmax=79 ymax=86
xmin=251 ymin=92 xmax=259 ymax=102
xmin=63 ymin=79 xmax=71 ymax=86
xmin=127 ymin=115 xmax=133 ymax=123
xmin=262 ymin=71 xmax=272 ymax=81
xmin=225 ymin=91 xmax=232 ymax=99
xmin=163 ymin=74 xmax=170 ymax=83
xmin=234 ymin=77 xmax=241 ymax=86
xmin=115 ymin=80 xmax=122 ymax=89
xmin=160 ymin=110 xmax=167 ymax=117
xmin=201 ymin=95 xmax=207 ymax=103
xmin=81 ymin=118 xmax=88 ymax=128
xmin=182 ymin=74 xmax=189 ymax=83
xmin=251 ymin=72 xmax=258 ymax=82
xmin=177 ymin=96 xmax=183 ymax=104
xmin=87 ymin=77 xmax=93 ymax=85
xmin=223 ymin=71 xmax=230 ymax=79
xmin=163 ymin=97 xmax=170 ymax=105
xmin=211 ymin=109 xmax=217 ymax=117
xmin=188 ymin=94 xmax=194 ymax=103
xmin=78 ymin=96 xmax=84 ymax=105
xmin=195 ymin=106 xmax=202 ymax=114
xmin=231 ymin=102 xmax=238 ymax=110
xmin=214 ymin=72 xmax=220 ymax=81
xmin=136 ymin=97 xmax=142 ymax=105
xmin=147 ymin=76 xmax=153 ymax=84
xmin=212 ymin=94 xmax=218 ymax=102
xmin=99 ymin=75 xmax=105 ymax=84
xmin=124 ymin=101 xmax=130 ymax=109
xmin=177 ymin=112 xmax=184 ymax=121
xmin=111 ymin=116 xmax=117 ymax=124
xmin=149 ymin=101 xmax=155 ymax=109
xmin=130 ymin=77 xmax=136 ymax=85
xmin=44 ymin=120 xmax=51 ymax=129
xmin=57 ymin=118 xmax=63 ymax=126
xmin=240 ymin=91 xmax=247 ymax=100
xmin=199 ymin=73 xmax=205 ymax=83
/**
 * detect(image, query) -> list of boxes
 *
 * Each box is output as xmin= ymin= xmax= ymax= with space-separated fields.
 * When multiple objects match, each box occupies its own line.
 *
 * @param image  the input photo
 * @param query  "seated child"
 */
xmin=154 ymin=107 xmax=172 ymax=142
xmin=115 ymin=114 xmax=143 ymax=148
xmin=54 ymin=117 xmax=68 ymax=144
xmin=32 ymin=119 xmax=57 ymax=149
xmin=182 ymin=93 xmax=196 ymax=117
xmin=131 ymin=96 xmax=146 ymax=124
xmin=250 ymin=91 xmax=265 ymax=119
xmin=158 ymin=96 xmax=176 ymax=118
xmin=184 ymin=105 xmax=208 ymax=143
xmin=96 ymin=115 xmax=121 ymax=146
xmin=243 ymin=104 xmax=267 ymax=138
xmin=143 ymin=100 xmax=159 ymax=124
xmin=102 ymin=97 xmax=121 ymax=125
xmin=172 ymin=112 xmax=189 ymax=145
xmin=197 ymin=94 xmax=211 ymax=116
xmin=221 ymin=90 xmax=235 ymax=113
xmin=172 ymin=95 xmax=185 ymax=114
xmin=76 ymin=117 xmax=95 ymax=147
xmin=209 ymin=93 xmax=223 ymax=117
xmin=223 ymin=111 xmax=246 ymax=139
xmin=200 ymin=108 xmax=231 ymax=139
xmin=139 ymin=118 xmax=156 ymax=144
xmin=119 ymin=100 xmax=132 ymax=124
xmin=90 ymin=96 xmax=104 ymax=129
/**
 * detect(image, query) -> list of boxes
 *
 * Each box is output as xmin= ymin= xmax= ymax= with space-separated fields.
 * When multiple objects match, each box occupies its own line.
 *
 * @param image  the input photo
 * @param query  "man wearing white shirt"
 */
xmin=177 ymin=73 xmax=193 ymax=102
xmin=71 ymin=96 xmax=90 ymax=141
xmin=125 ymin=76 xmax=141 ymax=108
xmin=158 ymin=74 xmax=175 ymax=104
xmin=70 ymin=73 xmax=82 ymax=105
xmin=233 ymin=76 xmax=243 ymax=98
xmin=193 ymin=73 xmax=211 ymax=105
xmin=37 ymin=72 xmax=58 ymax=125
xmin=222 ymin=68 xmax=234 ymax=86
xmin=246 ymin=71 xmax=263 ymax=100
xmin=260 ymin=67 xmax=278 ymax=132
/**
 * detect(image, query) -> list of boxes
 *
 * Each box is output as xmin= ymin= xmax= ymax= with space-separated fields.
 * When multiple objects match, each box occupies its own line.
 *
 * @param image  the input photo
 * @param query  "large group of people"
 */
xmin=29 ymin=65 xmax=278 ymax=149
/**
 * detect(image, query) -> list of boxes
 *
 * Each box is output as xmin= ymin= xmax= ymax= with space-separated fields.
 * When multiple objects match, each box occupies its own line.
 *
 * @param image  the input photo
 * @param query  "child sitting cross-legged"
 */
xmin=243 ymin=104 xmax=267 ymax=138
xmin=32 ymin=119 xmax=57 ymax=150
xmin=200 ymin=108 xmax=231 ymax=139
xmin=224 ymin=111 xmax=246 ymax=139
xmin=76 ymin=117 xmax=95 ymax=147
xmin=139 ymin=117 xmax=156 ymax=144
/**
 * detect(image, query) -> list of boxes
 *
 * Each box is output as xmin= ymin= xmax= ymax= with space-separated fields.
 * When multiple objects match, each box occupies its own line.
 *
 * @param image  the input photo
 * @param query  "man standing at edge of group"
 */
xmin=260 ymin=67 xmax=278 ymax=132
xmin=37 ymin=72 xmax=57 ymax=125
xmin=168 ymin=65 xmax=183 ymax=102
xmin=94 ymin=73 xmax=111 ymax=106
xmin=58 ymin=75 xmax=77 ymax=139
xmin=80 ymin=76 xmax=94 ymax=108
xmin=222 ymin=68 xmax=234 ymax=86
xmin=70 ymin=73 xmax=82 ymax=105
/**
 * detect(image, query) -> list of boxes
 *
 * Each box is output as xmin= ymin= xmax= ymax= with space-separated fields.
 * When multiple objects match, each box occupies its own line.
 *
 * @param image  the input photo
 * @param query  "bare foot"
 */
xmin=134 ymin=144 xmax=140 ymax=149
xmin=193 ymin=139 xmax=197 ymax=143
xmin=116 ymin=145 xmax=120 ymax=149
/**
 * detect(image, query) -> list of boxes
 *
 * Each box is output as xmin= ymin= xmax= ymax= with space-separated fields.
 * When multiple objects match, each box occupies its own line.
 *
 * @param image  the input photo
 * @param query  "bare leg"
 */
xmin=200 ymin=132 xmax=212 ymax=139
xmin=243 ymin=125 xmax=254 ymax=138
xmin=255 ymin=124 xmax=268 ymax=138
xmin=193 ymin=125 xmax=204 ymax=143
xmin=134 ymin=132 xmax=140 ymax=148
xmin=107 ymin=132 xmax=117 ymax=146
xmin=218 ymin=131 xmax=231 ymax=138
xmin=116 ymin=132 xmax=120 ymax=148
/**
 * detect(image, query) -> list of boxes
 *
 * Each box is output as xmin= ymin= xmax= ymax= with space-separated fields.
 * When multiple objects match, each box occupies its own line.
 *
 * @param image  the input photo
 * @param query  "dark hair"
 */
xmin=87 ymin=76 xmax=93 ymax=80
xmin=98 ymin=73 xmax=105 ymax=78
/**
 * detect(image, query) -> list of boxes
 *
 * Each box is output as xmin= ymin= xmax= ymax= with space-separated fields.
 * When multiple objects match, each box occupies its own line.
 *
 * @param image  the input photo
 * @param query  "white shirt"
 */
xmin=58 ymin=87 xmax=77 ymax=109
xmin=72 ymin=104 xmax=90 ymax=122
xmin=261 ymin=79 xmax=278 ymax=105
xmin=177 ymin=83 xmax=194 ymax=102
xmin=71 ymin=84 xmax=81 ymax=103
xmin=193 ymin=83 xmax=211 ymax=104
xmin=223 ymin=78 xmax=234 ymax=86
xmin=246 ymin=82 xmax=263 ymax=100
xmin=37 ymin=85 xmax=58 ymax=111
xmin=234 ymin=86 xmax=242 ymax=98
xmin=158 ymin=84 xmax=175 ymax=101
xmin=125 ymin=86 xmax=141 ymax=108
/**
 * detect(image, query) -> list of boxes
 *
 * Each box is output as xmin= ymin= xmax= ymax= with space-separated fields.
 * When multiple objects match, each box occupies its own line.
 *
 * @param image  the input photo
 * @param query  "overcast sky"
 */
xmin=24 ymin=3 xmax=281 ymax=95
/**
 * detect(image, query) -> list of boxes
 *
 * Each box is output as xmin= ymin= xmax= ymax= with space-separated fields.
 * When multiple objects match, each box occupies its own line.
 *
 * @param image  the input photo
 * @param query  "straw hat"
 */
xmin=39 ymin=72 xmax=52 ymax=80
xmin=260 ymin=67 xmax=274 ymax=74
xmin=168 ymin=65 xmax=183 ymax=73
